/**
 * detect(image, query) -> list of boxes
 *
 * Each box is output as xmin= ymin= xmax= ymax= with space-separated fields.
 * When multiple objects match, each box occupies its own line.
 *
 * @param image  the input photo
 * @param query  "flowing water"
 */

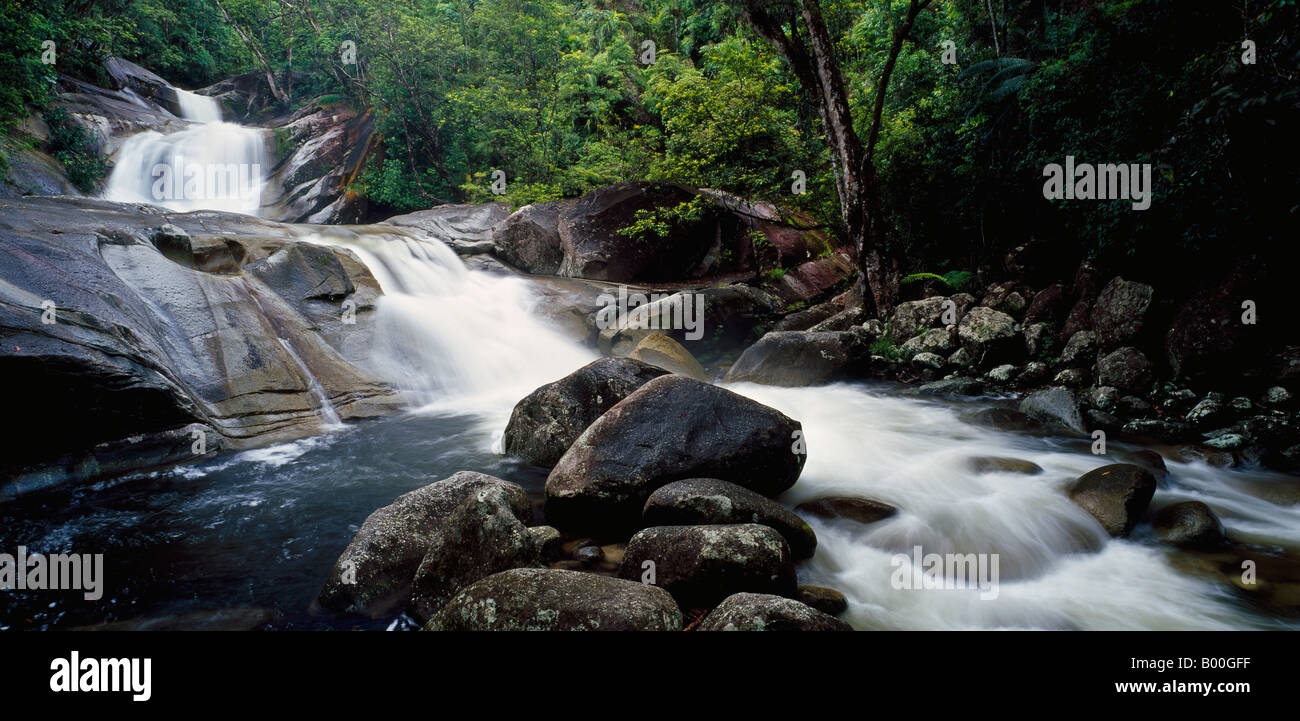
xmin=103 ymin=91 xmax=269 ymax=216
xmin=6 ymin=102 xmax=1298 ymax=631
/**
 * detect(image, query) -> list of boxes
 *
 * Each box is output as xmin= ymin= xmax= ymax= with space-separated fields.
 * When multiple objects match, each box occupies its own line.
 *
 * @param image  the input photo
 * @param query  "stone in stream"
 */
xmin=1067 ymin=464 xmax=1158 ymax=537
xmin=964 ymin=407 xmax=1043 ymax=433
xmin=626 ymin=332 xmax=709 ymax=381
xmin=317 ymin=472 xmax=530 ymax=618
xmin=503 ymin=357 xmax=668 ymax=468
xmin=1018 ymin=387 xmax=1087 ymax=435
xmin=697 ymin=593 xmax=852 ymax=631
xmin=545 ymin=375 xmax=805 ymax=536
xmin=1151 ymin=501 xmax=1226 ymax=549
xmin=964 ymin=456 xmax=1044 ymax=475
xmin=918 ymin=377 xmax=984 ymax=397
xmin=619 ymin=524 xmax=797 ymax=609
xmin=643 ymin=478 xmax=818 ymax=560
xmin=407 ymin=485 xmax=541 ymax=623
xmin=723 ymin=330 xmax=870 ymax=386
xmin=796 ymin=586 xmax=849 ymax=616
xmin=424 ymin=568 xmax=682 ymax=631
xmin=794 ymin=497 xmax=898 ymax=526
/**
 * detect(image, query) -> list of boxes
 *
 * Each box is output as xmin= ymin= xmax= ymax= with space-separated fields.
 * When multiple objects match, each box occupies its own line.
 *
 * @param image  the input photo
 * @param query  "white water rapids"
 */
xmin=96 ymin=99 xmax=1299 ymax=631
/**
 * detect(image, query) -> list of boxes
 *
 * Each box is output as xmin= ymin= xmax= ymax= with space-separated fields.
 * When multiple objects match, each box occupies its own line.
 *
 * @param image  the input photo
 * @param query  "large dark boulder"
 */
xmin=492 ymin=202 xmax=565 ymax=274
xmin=618 ymin=524 xmax=797 ymax=608
xmin=424 ymin=568 xmax=682 ymax=631
xmin=697 ymin=592 xmax=852 ymax=631
xmin=956 ymin=306 xmax=1019 ymax=365
xmin=545 ymin=375 xmax=805 ymax=535
xmin=317 ymin=472 xmax=530 ymax=617
xmin=723 ymin=330 xmax=870 ymax=386
xmin=407 ymin=485 xmax=540 ymax=622
xmin=643 ymin=479 xmax=818 ymax=559
xmin=1067 ymin=464 xmax=1157 ymax=537
xmin=504 ymin=358 xmax=668 ymax=467
xmin=795 ymin=497 xmax=898 ymax=526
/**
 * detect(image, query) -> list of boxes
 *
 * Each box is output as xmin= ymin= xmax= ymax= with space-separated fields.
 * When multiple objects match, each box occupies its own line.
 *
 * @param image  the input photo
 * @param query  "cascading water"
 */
xmin=103 ymin=90 xmax=269 ymax=216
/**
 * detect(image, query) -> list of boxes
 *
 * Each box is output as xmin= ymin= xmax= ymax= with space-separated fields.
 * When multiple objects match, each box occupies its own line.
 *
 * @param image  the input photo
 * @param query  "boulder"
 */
xmin=890 ymin=296 xmax=948 ymax=342
xmin=626 ymin=332 xmax=708 ymax=381
xmin=492 ymin=202 xmax=565 ymax=274
xmin=1024 ymin=284 xmax=1067 ymax=325
xmin=317 ymin=472 xmax=530 ymax=617
xmin=697 ymin=593 xmax=852 ymax=631
xmin=618 ymin=524 xmax=797 ymax=608
xmin=1095 ymin=347 xmax=1153 ymax=393
xmin=1060 ymin=330 xmax=1098 ymax=366
xmin=795 ymin=586 xmax=849 ymax=616
xmin=1067 ymin=464 xmax=1157 ymax=537
xmin=424 ymin=568 xmax=682 ymax=631
xmin=1018 ymin=387 xmax=1086 ymax=435
xmin=900 ymin=327 xmax=957 ymax=357
xmin=1152 ymin=501 xmax=1226 ymax=548
xmin=1090 ymin=277 xmax=1154 ymax=349
xmin=917 ymin=377 xmax=984 ymax=397
xmin=911 ymin=351 xmax=945 ymax=370
xmin=504 ymin=358 xmax=668 ymax=467
xmin=964 ymin=456 xmax=1044 ymax=475
xmin=407 ymin=484 xmax=539 ymax=622
xmin=545 ymin=375 xmax=805 ymax=535
xmin=956 ymin=306 xmax=1019 ymax=365
xmin=795 ymin=497 xmax=898 ymax=525
xmin=723 ymin=330 xmax=869 ymax=386
xmin=643 ymin=479 xmax=818 ymax=560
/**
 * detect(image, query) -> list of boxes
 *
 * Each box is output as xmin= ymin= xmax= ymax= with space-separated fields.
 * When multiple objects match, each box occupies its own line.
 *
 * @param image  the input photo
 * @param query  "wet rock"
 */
xmin=1090 ymin=277 xmax=1154 ymax=349
xmin=918 ymin=377 xmax=984 ymax=397
xmin=809 ymin=307 xmax=869 ymax=332
xmin=1265 ymin=386 xmax=1292 ymax=405
xmin=1096 ymin=347 xmax=1153 ymax=393
xmin=773 ymin=302 xmax=838 ymax=332
xmin=965 ymin=456 xmax=1044 ymax=475
xmin=900 ymin=327 xmax=957 ymax=357
xmin=643 ymin=479 xmax=817 ymax=560
xmin=1162 ymin=389 xmax=1199 ymax=415
xmin=574 ymin=545 xmax=605 ymax=566
xmin=947 ymin=347 xmax=974 ymax=369
xmin=796 ymin=586 xmax=849 ymax=616
xmin=697 ymin=593 xmax=851 ymax=631
xmin=911 ymin=351 xmax=946 ymax=370
xmin=408 ymin=485 xmax=539 ymax=622
xmin=1230 ymin=396 xmax=1253 ymax=413
xmin=504 ymin=358 xmax=668 ymax=468
xmin=1018 ymin=387 xmax=1086 ymax=435
xmin=1015 ymin=361 xmax=1051 ymax=387
xmin=965 ymin=407 xmax=1042 ymax=433
xmin=1122 ymin=418 xmax=1194 ymax=442
xmin=545 ymin=375 xmax=804 ymax=536
xmin=1152 ymin=501 xmax=1226 ymax=548
xmin=957 ymin=306 xmax=1019 ymax=365
xmin=1085 ymin=409 xmax=1122 ymax=432
xmin=424 ymin=568 xmax=682 ymax=631
xmin=1053 ymin=368 xmax=1088 ymax=387
xmin=1089 ymin=386 xmax=1121 ymax=412
xmin=1124 ymin=449 xmax=1170 ymax=483
xmin=1203 ymin=432 xmax=1247 ymax=450
xmin=528 ymin=526 xmax=564 ymax=562
xmin=619 ymin=524 xmax=797 ymax=608
xmin=626 ymin=332 xmax=709 ymax=381
xmin=724 ymin=330 xmax=869 ymax=386
xmin=318 ymin=472 xmax=530 ymax=617
xmin=1067 ymin=464 xmax=1158 ymax=537
xmin=986 ymin=364 xmax=1017 ymax=383
xmin=1185 ymin=393 xmax=1227 ymax=426
xmin=795 ymin=497 xmax=898 ymax=525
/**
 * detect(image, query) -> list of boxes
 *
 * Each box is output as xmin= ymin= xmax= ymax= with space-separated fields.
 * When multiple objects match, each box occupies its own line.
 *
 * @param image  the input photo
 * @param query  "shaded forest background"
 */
xmin=1 ymin=0 xmax=1297 ymax=299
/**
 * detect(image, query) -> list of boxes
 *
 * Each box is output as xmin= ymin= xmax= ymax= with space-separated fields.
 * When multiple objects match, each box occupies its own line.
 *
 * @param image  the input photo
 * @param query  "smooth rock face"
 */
xmin=492 ymin=202 xmax=566 ymax=273
xmin=504 ymin=358 xmax=668 ymax=467
xmin=619 ymin=524 xmax=797 ymax=608
xmin=318 ymin=472 xmax=530 ymax=617
xmin=1067 ymin=464 xmax=1157 ymax=537
xmin=424 ymin=568 xmax=682 ymax=631
xmin=697 ymin=593 xmax=852 ymax=631
xmin=1152 ymin=501 xmax=1225 ymax=548
xmin=795 ymin=497 xmax=898 ymax=526
xmin=643 ymin=479 xmax=817 ymax=560
xmin=723 ymin=330 xmax=870 ymax=386
xmin=545 ymin=375 xmax=805 ymax=535
xmin=407 ymin=485 xmax=540 ymax=623
xmin=1018 ymin=387 xmax=1086 ymax=435
xmin=626 ymin=332 xmax=709 ymax=381
xmin=0 ymin=197 xmax=401 ymax=488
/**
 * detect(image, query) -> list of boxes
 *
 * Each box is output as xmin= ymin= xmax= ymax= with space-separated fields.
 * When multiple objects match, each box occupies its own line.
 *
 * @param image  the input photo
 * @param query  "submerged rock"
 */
xmin=643 ymin=478 xmax=817 ymax=560
xmin=697 ymin=593 xmax=852 ymax=631
xmin=1018 ymin=387 xmax=1086 ymax=435
xmin=965 ymin=456 xmax=1044 ymax=475
xmin=795 ymin=497 xmax=898 ymax=525
xmin=1152 ymin=501 xmax=1226 ymax=548
xmin=504 ymin=357 xmax=668 ymax=467
xmin=1067 ymin=464 xmax=1157 ymax=537
xmin=545 ymin=375 xmax=805 ymax=535
xmin=424 ymin=568 xmax=682 ymax=631
xmin=795 ymin=586 xmax=849 ymax=616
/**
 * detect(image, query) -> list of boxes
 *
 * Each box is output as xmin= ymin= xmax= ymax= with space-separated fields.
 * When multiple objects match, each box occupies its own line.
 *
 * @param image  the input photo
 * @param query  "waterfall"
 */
xmin=277 ymin=338 xmax=344 ymax=429
xmin=103 ymin=89 xmax=269 ymax=216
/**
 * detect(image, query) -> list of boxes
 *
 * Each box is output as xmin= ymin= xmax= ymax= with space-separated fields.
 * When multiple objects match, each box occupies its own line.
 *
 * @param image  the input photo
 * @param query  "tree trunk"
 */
xmin=215 ymin=0 xmax=290 ymax=105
